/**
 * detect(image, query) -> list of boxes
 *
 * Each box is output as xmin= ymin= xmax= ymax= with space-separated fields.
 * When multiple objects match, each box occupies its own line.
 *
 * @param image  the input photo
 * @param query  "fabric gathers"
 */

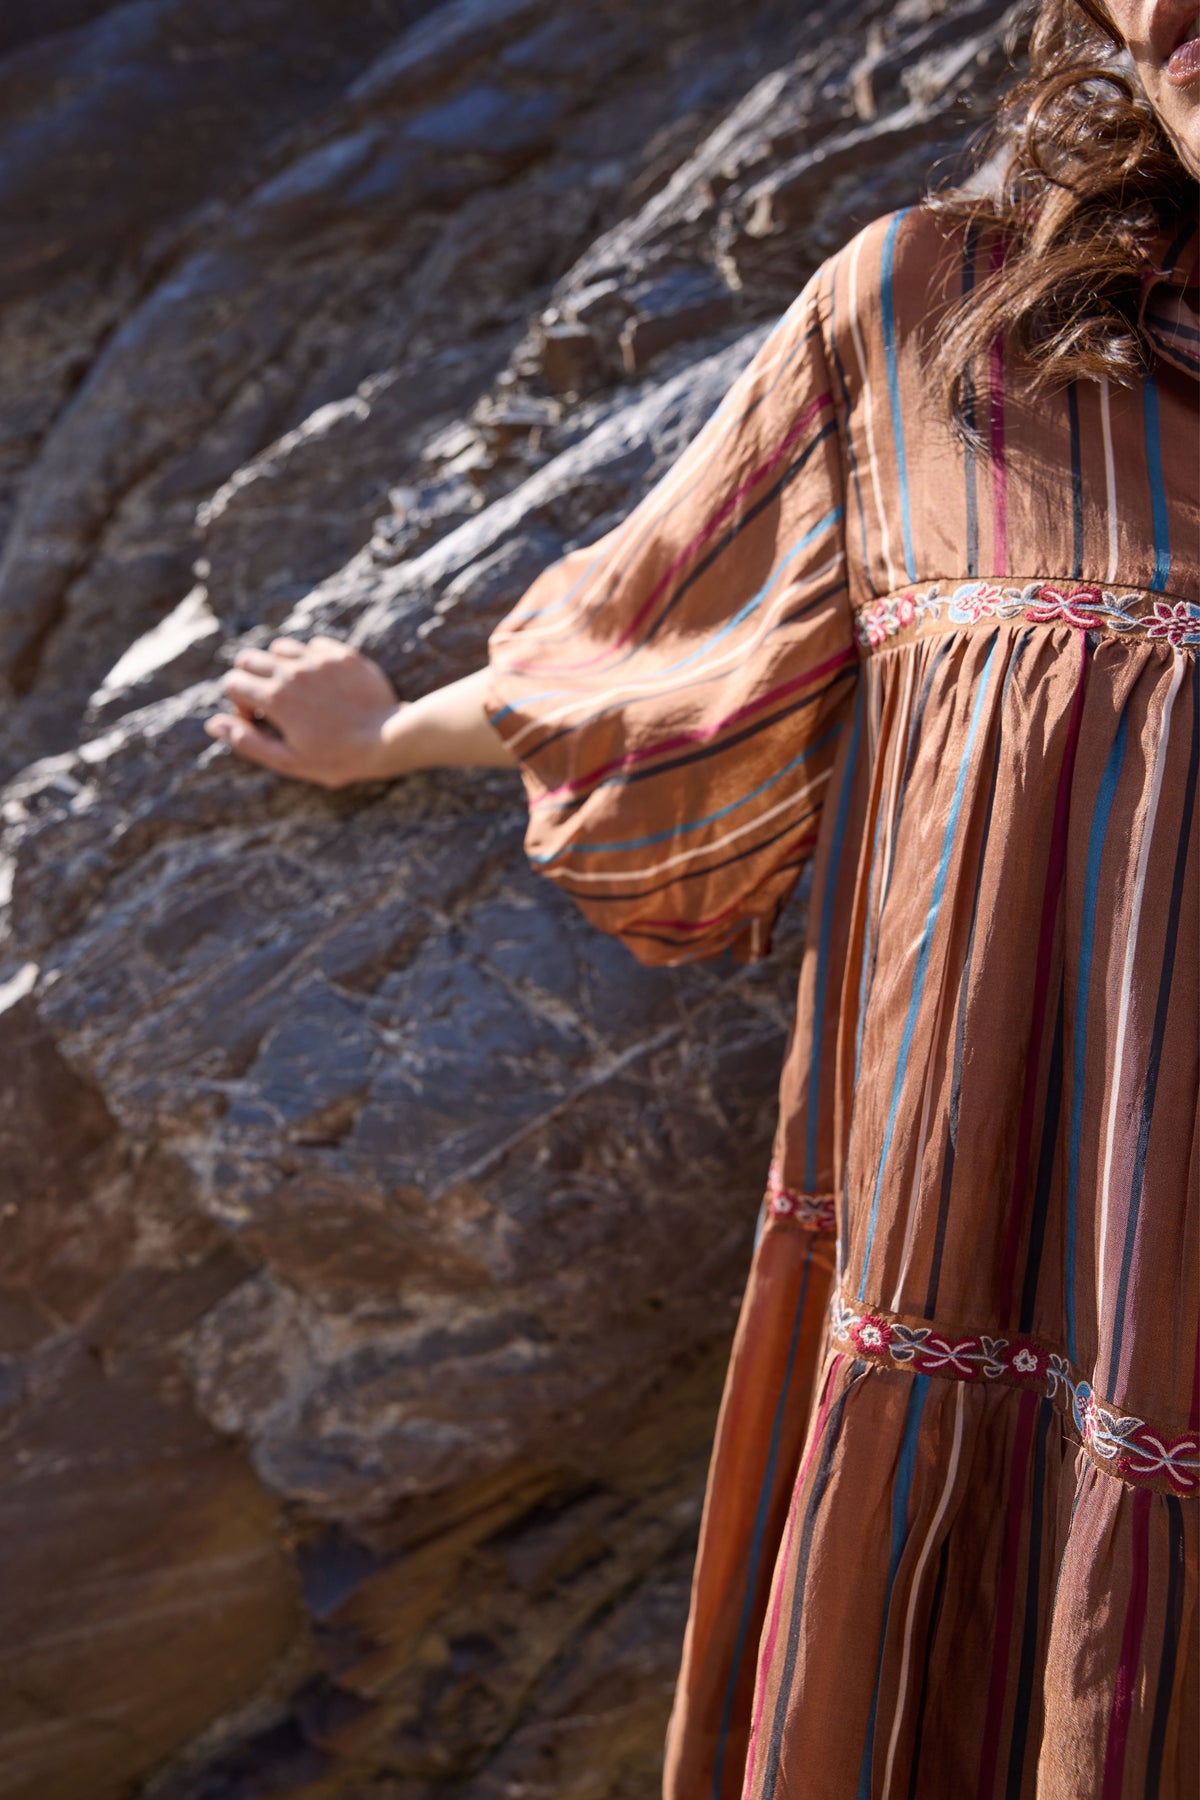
xmin=486 ymin=205 xmax=1199 ymax=1799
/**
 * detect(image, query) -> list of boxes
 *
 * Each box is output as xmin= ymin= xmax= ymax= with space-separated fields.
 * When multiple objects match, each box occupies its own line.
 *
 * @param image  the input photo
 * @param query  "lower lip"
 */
xmin=1166 ymin=35 xmax=1200 ymax=85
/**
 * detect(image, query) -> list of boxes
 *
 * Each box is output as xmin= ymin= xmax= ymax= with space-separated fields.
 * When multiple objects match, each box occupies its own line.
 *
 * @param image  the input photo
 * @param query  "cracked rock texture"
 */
xmin=0 ymin=1 xmax=1019 ymax=1794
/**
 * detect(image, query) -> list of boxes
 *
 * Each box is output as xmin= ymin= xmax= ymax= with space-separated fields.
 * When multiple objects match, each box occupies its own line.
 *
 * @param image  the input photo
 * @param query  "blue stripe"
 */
xmin=1143 ymin=373 xmax=1171 ymax=593
xmin=710 ymin=1243 xmax=816 ymax=1798
xmin=1105 ymin=663 xmax=1196 ymax=1391
xmin=489 ymin=507 xmax=843 ymax=729
xmin=805 ymin=687 xmax=862 ymax=1189
xmin=510 ymin=310 xmax=819 ymax=632
xmin=853 ymin=793 xmax=887 ymax=1089
xmin=855 ymin=1376 xmax=930 ymax=1800
xmin=1065 ymin=713 xmax=1127 ymax=1363
xmin=530 ymin=719 xmax=843 ymax=861
xmin=659 ymin=507 xmax=843 ymax=677
xmin=829 ymin=254 xmax=872 ymax=574
xmin=857 ymin=636 xmax=999 ymax=1299
xmin=880 ymin=209 xmax=916 ymax=582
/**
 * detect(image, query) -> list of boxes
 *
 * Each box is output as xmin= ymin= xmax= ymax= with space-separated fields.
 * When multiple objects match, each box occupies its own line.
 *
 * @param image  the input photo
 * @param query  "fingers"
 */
xmin=269 ymin=637 xmax=306 ymax=658
xmin=223 ymin=668 xmax=275 ymax=712
xmin=205 ymin=712 xmax=300 ymax=777
xmin=233 ymin=647 xmax=278 ymax=676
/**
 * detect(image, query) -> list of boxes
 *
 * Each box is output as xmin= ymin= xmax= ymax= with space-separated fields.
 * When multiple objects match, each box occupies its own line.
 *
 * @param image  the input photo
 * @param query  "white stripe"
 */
xmin=1099 ymin=378 xmax=1120 ymax=584
xmin=890 ymin=961 xmax=953 ymax=1314
xmin=543 ymin=764 xmax=832 ymax=885
xmin=885 ymin=655 xmax=944 ymax=1310
xmin=500 ymin=544 xmax=843 ymax=756
xmin=875 ymin=648 xmax=918 ymax=911
xmin=849 ymin=230 xmax=896 ymax=593
xmin=880 ymin=1383 xmax=966 ymax=1797
xmin=1096 ymin=650 xmax=1185 ymax=1334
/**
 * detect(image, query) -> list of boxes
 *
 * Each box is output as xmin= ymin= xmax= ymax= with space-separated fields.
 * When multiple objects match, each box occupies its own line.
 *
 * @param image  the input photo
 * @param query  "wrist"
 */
xmin=368 ymin=701 xmax=423 ymax=780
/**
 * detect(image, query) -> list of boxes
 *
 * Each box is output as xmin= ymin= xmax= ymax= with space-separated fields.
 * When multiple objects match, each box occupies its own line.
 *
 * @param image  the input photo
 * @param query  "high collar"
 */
xmin=1140 ymin=221 xmax=1199 ymax=380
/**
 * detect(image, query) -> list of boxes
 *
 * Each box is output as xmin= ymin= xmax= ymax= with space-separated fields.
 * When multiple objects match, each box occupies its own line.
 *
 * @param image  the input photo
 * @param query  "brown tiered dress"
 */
xmin=485 ymin=205 xmax=1199 ymax=1799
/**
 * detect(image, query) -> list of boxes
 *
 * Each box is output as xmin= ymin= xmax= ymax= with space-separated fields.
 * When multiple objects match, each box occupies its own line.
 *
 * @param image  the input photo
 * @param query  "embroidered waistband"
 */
xmin=830 ymin=1288 xmax=1199 ymax=1497
xmin=764 ymin=1161 xmax=837 ymax=1233
xmin=854 ymin=579 xmax=1200 ymax=652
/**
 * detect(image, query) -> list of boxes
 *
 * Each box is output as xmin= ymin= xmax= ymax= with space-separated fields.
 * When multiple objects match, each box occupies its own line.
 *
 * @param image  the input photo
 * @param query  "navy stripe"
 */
xmin=829 ymin=253 xmax=872 ymax=574
xmin=805 ymin=689 xmax=863 ymax=1188
xmin=859 ymin=636 xmax=1000 ymax=1299
xmin=904 ymin=1534 xmax=951 ymax=1800
xmin=570 ymin=802 xmax=823 ymax=908
xmin=1159 ymin=218 xmax=1196 ymax=275
xmin=962 ymin=225 xmax=980 ymax=578
xmin=541 ymin=672 xmax=850 ymax=818
xmin=501 ymin=318 xmax=824 ymax=639
xmin=858 ymin=635 xmax=956 ymax=1040
xmin=1004 ymin=1398 xmax=1054 ymax=1798
xmin=924 ymin=633 xmax=1028 ymax=1317
xmin=528 ymin=561 xmax=847 ymax=766
xmin=1105 ymin=659 xmax=1198 ymax=1390
xmin=710 ymin=1244 xmax=817 ymax=1798
xmin=880 ymin=209 xmax=917 ymax=581
xmin=1145 ymin=1496 xmax=1186 ymax=1799
xmin=644 ymin=419 xmax=840 ymax=645
xmin=856 ymin=1377 xmax=931 ymax=1798
xmin=1019 ymin=984 xmax=1065 ymax=1335
xmin=759 ymin=1373 xmax=858 ymax=1795
xmin=1142 ymin=372 xmax=1171 ymax=593
xmin=1067 ymin=382 xmax=1084 ymax=580
xmin=1066 ymin=710 xmax=1127 ymax=1363
xmin=773 ymin=574 xmax=850 ymax=630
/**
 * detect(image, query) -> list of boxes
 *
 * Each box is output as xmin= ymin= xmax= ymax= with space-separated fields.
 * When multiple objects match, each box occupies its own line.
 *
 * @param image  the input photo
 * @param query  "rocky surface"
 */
xmin=0 ymin=2 xmax=1020 ymax=1795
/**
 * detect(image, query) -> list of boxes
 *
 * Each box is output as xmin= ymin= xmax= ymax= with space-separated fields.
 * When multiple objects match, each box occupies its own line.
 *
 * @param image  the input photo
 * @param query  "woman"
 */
xmin=206 ymin=1 xmax=1199 ymax=1792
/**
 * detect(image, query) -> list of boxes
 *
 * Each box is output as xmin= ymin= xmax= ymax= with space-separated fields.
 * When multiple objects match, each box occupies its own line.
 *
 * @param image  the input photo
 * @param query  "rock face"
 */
xmin=0 ymin=2 xmax=1020 ymax=1794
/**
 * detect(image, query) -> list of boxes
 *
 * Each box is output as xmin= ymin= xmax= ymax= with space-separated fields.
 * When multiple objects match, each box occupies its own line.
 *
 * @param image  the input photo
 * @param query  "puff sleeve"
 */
xmin=485 ymin=269 xmax=857 ymax=966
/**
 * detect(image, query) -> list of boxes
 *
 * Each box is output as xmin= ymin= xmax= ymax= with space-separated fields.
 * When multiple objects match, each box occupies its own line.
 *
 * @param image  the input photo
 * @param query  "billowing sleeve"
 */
xmin=484 ymin=268 xmax=857 ymax=966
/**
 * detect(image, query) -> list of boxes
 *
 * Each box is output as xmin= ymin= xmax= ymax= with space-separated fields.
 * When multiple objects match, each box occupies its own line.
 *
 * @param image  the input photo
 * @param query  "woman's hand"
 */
xmin=205 ymin=636 xmax=403 ymax=787
xmin=205 ymin=637 xmax=515 ymax=786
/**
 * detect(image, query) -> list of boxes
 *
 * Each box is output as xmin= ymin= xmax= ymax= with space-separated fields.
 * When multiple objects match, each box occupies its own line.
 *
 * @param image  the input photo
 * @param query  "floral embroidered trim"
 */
xmin=854 ymin=580 xmax=1200 ymax=651
xmin=831 ymin=1291 xmax=1200 ymax=1496
xmin=763 ymin=1161 xmax=837 ymax=1233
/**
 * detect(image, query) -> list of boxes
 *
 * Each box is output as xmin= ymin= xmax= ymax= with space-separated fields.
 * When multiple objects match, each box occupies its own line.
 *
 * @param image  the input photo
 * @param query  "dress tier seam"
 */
xmin=764 ymin=1160 xmax=838 ymax=1233
xmin=823 ymin=1281 xmax=1200 ymax=1497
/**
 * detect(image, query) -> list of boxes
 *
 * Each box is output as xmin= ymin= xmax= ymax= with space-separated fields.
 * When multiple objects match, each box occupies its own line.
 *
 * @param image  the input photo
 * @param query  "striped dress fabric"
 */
xmin=484 ymin=205 xmax=1199 ymax=1799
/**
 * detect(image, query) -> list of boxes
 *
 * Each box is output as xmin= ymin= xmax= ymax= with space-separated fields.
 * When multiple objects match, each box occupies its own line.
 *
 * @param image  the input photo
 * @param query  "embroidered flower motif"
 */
xmin=1147 ymin=599 xmax=1200 ymax=646
xmin=1075 ymin=1383 xmax=1099 ymax=1444
xmin=949 ymin=581 xmax=1004 ymax=624
xmin=860 ymin=600 xmax=892 ymax=648
xmin=1011 ymin=1345 xmax=1042 ymax=1377
xmin=849 ymin=1314 xmax=892 ymax=1357
xmin=1023 ymin=584 xmax=1106 ymax=629
xmin=895 ymin=593 xmax=916 ymax=628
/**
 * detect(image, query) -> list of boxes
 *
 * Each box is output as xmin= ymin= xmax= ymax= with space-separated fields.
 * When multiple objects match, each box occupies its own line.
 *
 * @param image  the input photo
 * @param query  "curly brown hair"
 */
xmin=933 ymin=0 xmax=1196 ymax=433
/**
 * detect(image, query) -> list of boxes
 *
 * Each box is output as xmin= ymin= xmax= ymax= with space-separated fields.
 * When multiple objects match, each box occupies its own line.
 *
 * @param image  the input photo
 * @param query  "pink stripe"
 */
xmin=742 ymin=1353 xmax=846 ymax=1794
xmin=998 ymin=634 xmax=1087 ymax=1314
xmin=975 ymin=1389 xmax=1037 ymax=1799
xmin=1102 ymin=1489 xmax=1152 ymax=1800
xmin=507 ymin=391 xmax=834 ymax=678
xmin=989 ymin=239 xmax=1008 ymax=574
xmin=533 ymin=646 xmax=853 ymax=809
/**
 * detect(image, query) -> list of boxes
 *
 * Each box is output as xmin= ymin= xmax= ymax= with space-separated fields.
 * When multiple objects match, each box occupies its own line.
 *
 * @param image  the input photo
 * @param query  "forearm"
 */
xmin=208 ymin=637 xmax=516 ymax=788
xmin=374 ymin=667 xmax=515 ymax=777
